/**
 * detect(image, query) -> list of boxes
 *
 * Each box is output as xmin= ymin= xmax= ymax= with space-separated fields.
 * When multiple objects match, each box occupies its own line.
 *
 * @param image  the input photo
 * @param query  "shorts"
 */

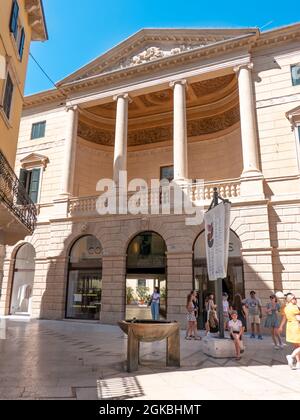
xmin=230 ymin=332 xmax=242 ymax=340
xmin=248 ymin=315 xmax=261 ymax=324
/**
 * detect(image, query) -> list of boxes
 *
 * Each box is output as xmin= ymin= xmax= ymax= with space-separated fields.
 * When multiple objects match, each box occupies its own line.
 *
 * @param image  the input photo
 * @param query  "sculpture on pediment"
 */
xmin=132 ymin=47 xmax=164 ymax=65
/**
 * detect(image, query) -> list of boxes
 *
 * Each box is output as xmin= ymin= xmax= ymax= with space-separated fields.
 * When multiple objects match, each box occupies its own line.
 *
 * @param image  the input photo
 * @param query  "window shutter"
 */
xmin=10 ymin=1 xmax=19 ymax=39
xmin=18 ymin=27 xmax=25 ymax=59
xmin=31 ymin=121 xmax=46 ymax=139
xmin=28 ymin=169 xmax=41 ymax=204
xmin=291 ymin=65 xmax=300 ymax=86
xmin=18 ymin=169 xmax=29 ymax=204
xmin=3 ymin=73 xmax=14 ymax=119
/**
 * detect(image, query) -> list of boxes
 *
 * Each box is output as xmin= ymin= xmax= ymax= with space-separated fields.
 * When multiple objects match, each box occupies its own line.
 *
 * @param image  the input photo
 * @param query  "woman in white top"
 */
xmin=150 ymin=287 xmax=160 ymax=321
xmin=228 ymin=310 xmax=244 ymax=360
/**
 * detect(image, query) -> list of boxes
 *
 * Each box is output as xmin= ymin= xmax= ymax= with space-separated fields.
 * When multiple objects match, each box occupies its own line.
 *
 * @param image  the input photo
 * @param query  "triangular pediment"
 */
xmin=20 ymin=153 xmax=49 ymax=169
xmin=57 ymin=28 xmax=258 ymax=86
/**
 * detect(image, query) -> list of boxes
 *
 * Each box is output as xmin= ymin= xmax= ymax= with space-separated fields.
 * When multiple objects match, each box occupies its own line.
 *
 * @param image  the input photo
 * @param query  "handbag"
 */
xmin=148 ymin=297 xmax=152 ymax=307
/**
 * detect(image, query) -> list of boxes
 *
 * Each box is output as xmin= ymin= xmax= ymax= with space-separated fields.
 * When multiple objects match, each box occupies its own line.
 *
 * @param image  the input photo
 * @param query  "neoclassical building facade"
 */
xmin=1 ymin=24 xmax=300 ymax=325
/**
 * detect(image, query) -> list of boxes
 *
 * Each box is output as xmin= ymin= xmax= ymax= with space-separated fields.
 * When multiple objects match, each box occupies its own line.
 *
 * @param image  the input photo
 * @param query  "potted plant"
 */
xmin=126 ymin=286 xmax=134 ymax=305
xmin=136 ymin=286 xmax=150 ymax=305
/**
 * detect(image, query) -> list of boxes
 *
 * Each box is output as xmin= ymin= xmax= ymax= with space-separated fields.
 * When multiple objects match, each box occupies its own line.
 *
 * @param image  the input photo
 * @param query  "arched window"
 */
xmin=10 ymin=244 xmax=35 ymax=315
xmin=66 ymin=235 xmax=102 ymax=320
xmin=126 ymin=232 xmax=167 ymax=320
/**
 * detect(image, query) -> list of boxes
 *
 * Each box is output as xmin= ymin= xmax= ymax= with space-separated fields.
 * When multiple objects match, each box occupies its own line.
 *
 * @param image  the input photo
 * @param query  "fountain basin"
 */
xmin=118 ymin=319 xmax=180 ymax=372
xmin=118 ymin=320 xmax=179 ymax=342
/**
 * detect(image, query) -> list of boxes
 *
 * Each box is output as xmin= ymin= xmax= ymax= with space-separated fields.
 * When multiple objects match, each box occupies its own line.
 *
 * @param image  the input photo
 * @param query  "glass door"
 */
xmin=66 ymin=270 xmax=102 ymax=320
xmin=125 ymin=274 xmax=167 ymax=320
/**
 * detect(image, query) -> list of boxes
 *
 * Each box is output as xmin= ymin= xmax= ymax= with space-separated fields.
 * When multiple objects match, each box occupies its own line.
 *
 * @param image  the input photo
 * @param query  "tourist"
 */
xmin=150 ymin=287 xmax=160 ymax=321
xmin=278 ymin=294 xmax=300 ymax=369
xmin=275 ymin=291 xmax=291 ymax=346
xmin=185 ymin=291 xmax=201 ymax=340
xmin=223 ymin=292 xmax=230 ymax=331
xmin=264 ymin=294 xmax=283 ymax=349
xmin=232 ymin=293 xmax=247 ymax=332
xmin=243 ymin=291 xmax=263 ymax=339
xmin=228 ymin=310 xmax=244 ymax=360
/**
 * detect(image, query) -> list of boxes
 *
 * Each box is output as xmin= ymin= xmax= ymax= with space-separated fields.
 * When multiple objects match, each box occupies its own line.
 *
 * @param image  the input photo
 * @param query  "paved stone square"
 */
xmin=0 ymin=318 xmax=299 ymax=400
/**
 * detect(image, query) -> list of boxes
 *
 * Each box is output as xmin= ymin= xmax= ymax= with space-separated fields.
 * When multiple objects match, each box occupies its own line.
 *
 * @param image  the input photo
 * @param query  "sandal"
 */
xmin=235 ymin=357 xmax=241 ymax=361
xmin=185 ymin=336 xmax=192 ymax=340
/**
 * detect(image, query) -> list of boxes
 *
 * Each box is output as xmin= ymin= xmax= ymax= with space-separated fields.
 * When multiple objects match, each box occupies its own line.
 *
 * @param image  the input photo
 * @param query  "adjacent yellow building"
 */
xmin=0 ymin=0 xmax=47 ymax=245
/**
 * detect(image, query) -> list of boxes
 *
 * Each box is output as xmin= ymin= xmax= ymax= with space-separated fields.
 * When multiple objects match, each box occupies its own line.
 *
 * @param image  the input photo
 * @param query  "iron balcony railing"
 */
xmin=0 ymin=150 xmax=37 ymax=234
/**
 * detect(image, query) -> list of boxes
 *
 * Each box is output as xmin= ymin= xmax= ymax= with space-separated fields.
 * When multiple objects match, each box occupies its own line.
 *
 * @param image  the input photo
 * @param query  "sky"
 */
xmin=25 ymin=0 xmax=300 ymax=95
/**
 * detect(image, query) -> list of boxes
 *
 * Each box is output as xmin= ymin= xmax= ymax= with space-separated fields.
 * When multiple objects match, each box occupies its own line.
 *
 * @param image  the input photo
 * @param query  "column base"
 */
xmin=53 ymin=197 xmax=70 ymax=218
xmin=240 ymin=174 xmax=265 ymax=200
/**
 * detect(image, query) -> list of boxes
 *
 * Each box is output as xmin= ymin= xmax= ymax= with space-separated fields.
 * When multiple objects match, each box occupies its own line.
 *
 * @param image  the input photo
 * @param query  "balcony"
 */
xmin=68 ymin=178 xmax=241 ymax=218
xmin=0 ymin=150 xmax=37 ymax=245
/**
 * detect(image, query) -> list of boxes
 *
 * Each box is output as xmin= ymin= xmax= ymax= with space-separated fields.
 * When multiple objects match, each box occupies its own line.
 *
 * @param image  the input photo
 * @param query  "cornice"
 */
xmin=22 ymin=23 xmax=300 ymax=111
xmin=25 ymin=0 xmax=48 ymax=41
xmin=59 ymin=33 xmax=257 ymax=92
xmin=24 ymin=33 xmax=256 ymax=110
xmin=57 ymin=28 xmax=258 ymax=86
xmin=254 ymin=22 xmax=300 ymax=50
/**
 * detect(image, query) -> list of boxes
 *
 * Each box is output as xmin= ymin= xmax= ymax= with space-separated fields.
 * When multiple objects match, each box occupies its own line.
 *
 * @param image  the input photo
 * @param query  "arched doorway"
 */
xmin=126 ymin=231 xmax=167 ymax=320
xmin=193 ymin=230 xmax=244 ymax=328
xmin=10 ymin=243 xmax=35 ymax=316
xmin=66 ymin=235 xmax=102 ymax=320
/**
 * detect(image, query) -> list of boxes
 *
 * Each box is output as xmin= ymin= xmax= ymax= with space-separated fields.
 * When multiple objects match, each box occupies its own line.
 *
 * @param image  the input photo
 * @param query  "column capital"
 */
xmin=233 ymin=62 xmax=253 ymax=75
xmin=113 ymin=93 xmax=132 ymax=103
xmin=65 ymin=104 xmax=78 ymax=112
xmin=169 ymin=79 xmax=187 ymax=89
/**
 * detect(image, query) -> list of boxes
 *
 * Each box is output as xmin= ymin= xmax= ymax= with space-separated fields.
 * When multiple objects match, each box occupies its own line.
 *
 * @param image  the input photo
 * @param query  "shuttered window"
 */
xmin=19 ymin=168 xmax=41 ymax=204
xmin=18 ymin=27 xmax=25 ymax=60
xmin=31 ymin=121 xmax=46 ymax=139
xmin=3 ymin=73 xmax=14 ymax=119
xmin=10 ymin=1 xmax=19 ymax=39
xmin=291 ymin=64 xmax=300 ymax=86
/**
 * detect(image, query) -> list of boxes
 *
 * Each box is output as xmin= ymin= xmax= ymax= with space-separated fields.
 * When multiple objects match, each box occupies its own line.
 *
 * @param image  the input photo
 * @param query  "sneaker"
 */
xmin=257 ymin=335 xmax=263 ymax=340
xmin=286 ymin=355 xmax=296 ymax=370
xmin=250 ymin=334 xmax=255 ymax=339
xmin=274 ymin=345 xmax=280 ymax=350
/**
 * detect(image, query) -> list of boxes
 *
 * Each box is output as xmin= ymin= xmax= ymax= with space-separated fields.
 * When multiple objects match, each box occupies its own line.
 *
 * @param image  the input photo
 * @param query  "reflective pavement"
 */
xmin=0 ymin=318 xmax=299 ymax=400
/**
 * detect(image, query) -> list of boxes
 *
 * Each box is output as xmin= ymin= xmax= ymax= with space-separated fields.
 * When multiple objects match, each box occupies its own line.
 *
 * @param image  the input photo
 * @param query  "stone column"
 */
xmin=61 ymin=106 xmax=78 ymax=196
xmin=234 ymin=64 xmax=261 ymax=177
xmin=170 ymin=80 xmax=188 ymax=181
xmin=113 ymin=94 xmax=130 ymax=184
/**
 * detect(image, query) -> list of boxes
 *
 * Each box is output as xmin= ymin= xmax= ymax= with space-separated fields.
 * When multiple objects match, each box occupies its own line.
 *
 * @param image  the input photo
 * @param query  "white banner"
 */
xmin=204 ymin=202 xmax=231 ymax=281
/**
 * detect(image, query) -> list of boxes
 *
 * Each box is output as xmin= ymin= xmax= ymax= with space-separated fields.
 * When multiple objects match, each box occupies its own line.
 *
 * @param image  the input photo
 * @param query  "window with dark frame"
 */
xmin=19 ymin=168 xmax=41 ymax=204
xmin=31 ymin=121 xmax=46 ymax=139
xmin=160 ymin=165 xmax=174 ymax=182
xmin=291 ymin=64 xmax=300 ymax=86
xmin=18 ymin=27 xmax=25 ymax=59
xmin=3 ymin=73 xmax=14 ymax=119
xmin=9 ymin=0 xmax=26 ymax=61
xmin=10 ymin=0 xmax=19 ymax=40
